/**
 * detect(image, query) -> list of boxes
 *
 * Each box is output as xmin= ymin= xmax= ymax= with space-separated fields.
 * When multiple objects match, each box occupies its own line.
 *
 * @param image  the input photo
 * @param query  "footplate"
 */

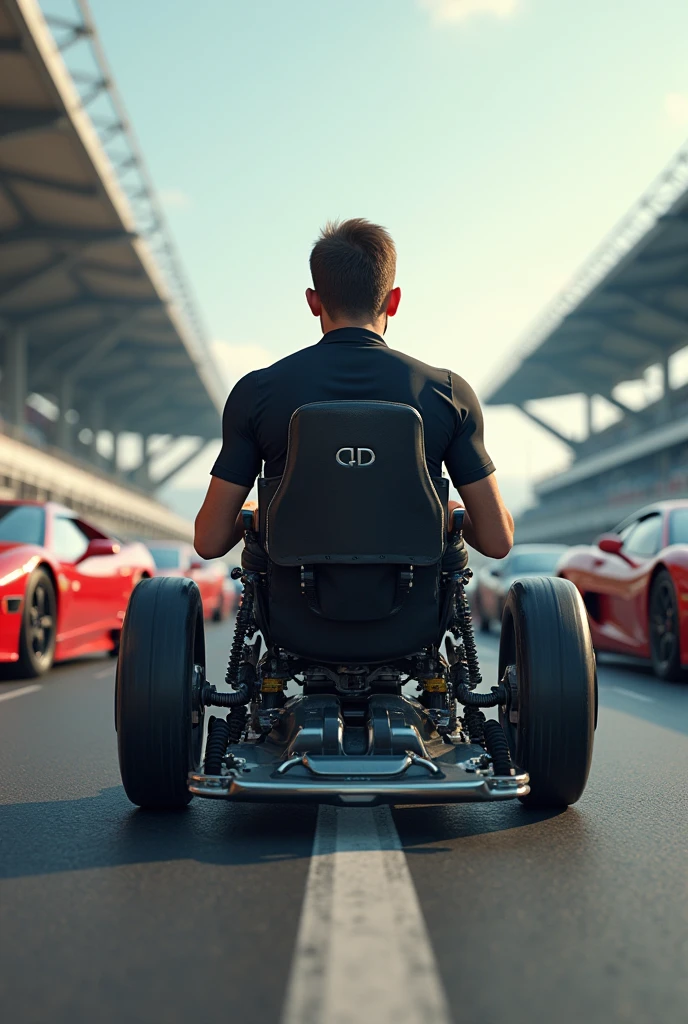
xmin=187 ymin=756 xmax=529 ymax=805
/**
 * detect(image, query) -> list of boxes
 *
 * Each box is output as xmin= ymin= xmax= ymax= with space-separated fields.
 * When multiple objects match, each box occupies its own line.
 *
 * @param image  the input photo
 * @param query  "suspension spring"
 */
xmin=463 ymin=704 xmax=486 ymax=746
xmin=227 ymin=704 xmax=247 ymax=744
xmin=483 ymin=720 xmax=513 ymax=776
xmin=226 ymin=580 xmax=255 ymax=689
xmin=201 ymin=576 xmax=257 ymax=709
xmin=455 ymin=585 xmax=482 ymax=690
xmin=204 ymin=717 xmax=230 ymax=775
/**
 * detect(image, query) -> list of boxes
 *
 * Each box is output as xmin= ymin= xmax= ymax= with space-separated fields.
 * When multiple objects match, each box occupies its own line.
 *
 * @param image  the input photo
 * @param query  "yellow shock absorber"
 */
xmin=423 ymin=678 xmax=447 ymax=693
xmin=261 ymin=677 xmax=285 ymax=694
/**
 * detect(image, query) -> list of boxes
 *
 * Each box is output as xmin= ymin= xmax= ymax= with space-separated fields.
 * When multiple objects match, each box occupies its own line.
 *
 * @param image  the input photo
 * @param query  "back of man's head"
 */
xmin=309 ymin=218 xmax=397 ymax=322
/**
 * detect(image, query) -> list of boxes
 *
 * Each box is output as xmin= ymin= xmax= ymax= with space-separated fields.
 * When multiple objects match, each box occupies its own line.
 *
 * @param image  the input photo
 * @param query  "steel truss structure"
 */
xmin=0 ymin=0 xmax=224 ymax=522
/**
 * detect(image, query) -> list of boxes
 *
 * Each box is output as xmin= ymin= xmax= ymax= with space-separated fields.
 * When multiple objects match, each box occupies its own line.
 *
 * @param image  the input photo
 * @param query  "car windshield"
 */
xmin=668 ymin=509 xmax=688 ymax=546
xmin=0 ymin=504 xmax=45 ymax=545
xmin=506 ymin=550 xmax=565 ymax=575
xmin=148 ymin=546 xmax=180 ymax=569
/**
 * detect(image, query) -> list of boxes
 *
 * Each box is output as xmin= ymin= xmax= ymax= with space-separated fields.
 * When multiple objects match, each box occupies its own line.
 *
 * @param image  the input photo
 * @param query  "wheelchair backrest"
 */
xmin=265 ymin=401 xmax=445 ymax=567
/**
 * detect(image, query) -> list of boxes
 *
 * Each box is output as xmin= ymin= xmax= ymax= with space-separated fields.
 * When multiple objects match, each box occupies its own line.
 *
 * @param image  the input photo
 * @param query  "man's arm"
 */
xmin=449 ymin=476 xmax=514 ymax=559
xmin=194 ymin=478 xmax=251 ymax=559
xmin=444 ymin=373 xmax=513 ymax=559
xmin=195 ymin=371 xmax=262 ymax=558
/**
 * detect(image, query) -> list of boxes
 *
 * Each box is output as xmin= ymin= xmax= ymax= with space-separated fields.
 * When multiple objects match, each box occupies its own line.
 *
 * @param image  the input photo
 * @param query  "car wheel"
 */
xmin=649 ymin=570 xmax=684 ymax=682
xmin=116 ymin=576 xmax=205 ymax=809
xmin=498 ymin=576 xmax=595 ymax=809
xmin=479 ymin=614 xmax=491 ymax=633
xmin=17 ymin=568 xmax=57 ymax=678
xmin=212 ymin=597 xmax=224 ymax=623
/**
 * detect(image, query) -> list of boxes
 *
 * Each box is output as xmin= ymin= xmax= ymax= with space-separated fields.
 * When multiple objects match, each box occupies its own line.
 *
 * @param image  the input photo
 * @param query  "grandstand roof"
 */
xmin=0 ymin=0 xmax=224 ymax=439
xmin=486 ymin=145 xmax=688 ymax=407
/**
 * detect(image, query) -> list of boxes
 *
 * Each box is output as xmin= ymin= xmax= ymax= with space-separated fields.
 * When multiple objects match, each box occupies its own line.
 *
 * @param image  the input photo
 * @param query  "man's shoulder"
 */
xmin=381 ymin=343 xmax=452 ymax=383
xmin=247 ymin=342 xmax=323 ymax=381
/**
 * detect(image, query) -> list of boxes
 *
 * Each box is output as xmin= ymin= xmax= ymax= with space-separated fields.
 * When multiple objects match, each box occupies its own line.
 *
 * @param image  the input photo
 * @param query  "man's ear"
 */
xmin=386 ymin=286 xmax=402 ymax=317
xmin=305 ymin=288 xmax=322 ymax=317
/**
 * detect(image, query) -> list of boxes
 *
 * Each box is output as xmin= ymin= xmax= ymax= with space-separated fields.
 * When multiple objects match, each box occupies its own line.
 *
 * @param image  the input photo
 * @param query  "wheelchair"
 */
xmin=116 ymin=401 xmax=595 ymax=810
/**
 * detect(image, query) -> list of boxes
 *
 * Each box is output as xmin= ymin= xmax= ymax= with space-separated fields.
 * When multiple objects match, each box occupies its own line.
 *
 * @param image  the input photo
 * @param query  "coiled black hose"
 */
xmin=463 ymin=704 xmax=485 ymax=745
xmin=204 ymin=718 xmax=230 ymax=774
xmin=227 ymin=705 xmax=247 ymax=744
xmin=456 ymin=586 xmax=482 ymax=689
xmin=483 ymin=720 xmax=513 ymax=776
xmin=204 ymin=685 xmax=249 ymax=708
xmin=455 ymin=682 xmax=507 ymax=707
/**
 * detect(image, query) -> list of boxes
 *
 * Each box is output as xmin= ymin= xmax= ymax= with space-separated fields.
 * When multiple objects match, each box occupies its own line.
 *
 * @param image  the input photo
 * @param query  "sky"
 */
xmin=85 ymin=0 xmax=688 ymax=510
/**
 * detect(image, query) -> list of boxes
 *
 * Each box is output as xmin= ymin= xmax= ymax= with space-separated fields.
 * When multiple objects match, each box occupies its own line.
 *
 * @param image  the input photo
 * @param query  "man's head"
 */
xmin=306 ymin=218 xmax=401 ymax=334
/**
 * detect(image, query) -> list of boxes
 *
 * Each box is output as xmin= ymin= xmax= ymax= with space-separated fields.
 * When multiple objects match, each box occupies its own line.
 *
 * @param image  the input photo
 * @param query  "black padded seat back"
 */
xmin=266 ymin=401 xmax=444 ymax=566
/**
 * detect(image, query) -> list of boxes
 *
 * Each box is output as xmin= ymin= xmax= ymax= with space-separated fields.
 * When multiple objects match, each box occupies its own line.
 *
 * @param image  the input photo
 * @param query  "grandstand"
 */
xmin=486 ymin=143 xmax=688 ymax=545
xmin=0 ymin=0 xmax=223 ymax=539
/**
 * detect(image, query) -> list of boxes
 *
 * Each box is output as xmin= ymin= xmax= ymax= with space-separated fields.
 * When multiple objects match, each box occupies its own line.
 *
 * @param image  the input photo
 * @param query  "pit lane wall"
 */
xmin=0 ymin=432 xmax=192 ymax=542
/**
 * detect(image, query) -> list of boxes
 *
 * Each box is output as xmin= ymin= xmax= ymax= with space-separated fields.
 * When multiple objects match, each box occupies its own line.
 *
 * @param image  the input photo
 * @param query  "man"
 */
xmin=195 ymin=218 xmax=513 ymax=560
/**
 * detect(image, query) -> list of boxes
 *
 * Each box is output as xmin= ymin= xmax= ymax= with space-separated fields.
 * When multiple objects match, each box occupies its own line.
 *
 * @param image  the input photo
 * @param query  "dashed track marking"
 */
xmin=0 ymin=684 xmax=42 ymax=703
xmin=282 ymin=805 xmax=451 ymax=1024
xmin=610 ymin=686 xmax=655 ymax=703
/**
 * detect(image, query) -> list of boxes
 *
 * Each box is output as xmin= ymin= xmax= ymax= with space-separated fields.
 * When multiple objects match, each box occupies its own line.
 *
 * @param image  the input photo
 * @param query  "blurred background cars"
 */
xmin=472 ymin=543 xmax=568 ymax=632
xmin=557 ymin=500 xmax=688 ymax=681
xmin=146 ymin=541 xmax=236 ymax=621
xmin=0 ymin=500 xmax=154 ymax=677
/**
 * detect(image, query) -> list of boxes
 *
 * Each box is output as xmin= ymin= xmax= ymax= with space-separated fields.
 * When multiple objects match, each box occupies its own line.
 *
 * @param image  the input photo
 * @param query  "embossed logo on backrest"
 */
xmin=335 ymin=447 xmax=376 ymax=467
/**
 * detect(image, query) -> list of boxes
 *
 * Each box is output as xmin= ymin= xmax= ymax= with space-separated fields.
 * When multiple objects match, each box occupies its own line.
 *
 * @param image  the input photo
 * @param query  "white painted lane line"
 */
xmin=610 ymin=686 xmax=655 ymax=704
xmin=282 ymin=805 xmax=451 ymax=1024
xmin=93 ymin=667 xmax=115 ymax=679
xmin=0 ymin=684 xmax=42 ymax=703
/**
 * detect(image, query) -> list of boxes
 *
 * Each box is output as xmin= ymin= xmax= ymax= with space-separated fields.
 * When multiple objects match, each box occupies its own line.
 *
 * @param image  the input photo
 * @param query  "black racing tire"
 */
xmin=212 ymin=597 xmax=224 ymax=623
xmin=116 ymin=576 xmax=205 ymax=809
xmin=498 ymin=576 xmax=595 ymax=809
xmin=649 ymin=570 xmax=685 ymax=682
xmin=17 ymin=568 xmax=57 ymax=678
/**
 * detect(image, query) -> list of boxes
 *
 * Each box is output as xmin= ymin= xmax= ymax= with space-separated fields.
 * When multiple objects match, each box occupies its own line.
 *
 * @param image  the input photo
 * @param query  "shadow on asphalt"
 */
xmin=0 ymin=786 xmax=318 ymax=879
xmin=394 ymin=800 xmax=568 ymax=854
xmin=0 ymin=784 xmax=576 ymax=880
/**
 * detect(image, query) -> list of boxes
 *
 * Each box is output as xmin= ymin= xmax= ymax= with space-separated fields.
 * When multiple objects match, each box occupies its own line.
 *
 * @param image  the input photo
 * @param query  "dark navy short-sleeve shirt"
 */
xmin=211 ymin=327 xmax=495 ymax=490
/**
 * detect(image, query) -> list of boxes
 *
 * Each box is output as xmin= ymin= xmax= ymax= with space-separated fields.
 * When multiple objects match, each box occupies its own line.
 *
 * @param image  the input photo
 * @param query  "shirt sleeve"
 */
xmin=210 ymin=372 xmax=262 ymax=487
xmin=443 ymin=372 xmax=496 ymax=488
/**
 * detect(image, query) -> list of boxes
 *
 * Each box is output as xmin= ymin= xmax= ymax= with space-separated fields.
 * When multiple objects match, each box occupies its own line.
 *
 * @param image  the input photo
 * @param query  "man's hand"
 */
xmin=194 ymin=477 xmax=251 ymax=559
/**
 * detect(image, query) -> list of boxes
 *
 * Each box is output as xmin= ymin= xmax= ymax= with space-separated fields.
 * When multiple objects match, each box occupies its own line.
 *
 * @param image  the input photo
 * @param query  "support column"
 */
xmin=86 ymin=396 xmax=106 ymax=468
xmin=585 ymin=394 xmax=594 ymax=439
xmin=132 ymin=434 xmax=152 ymax=489
xmin=56 ymin=375 xmax=74 ymax=452
xmin=660 ymin=354 xmax=671 ymax=420
xmin=2 ymin=328 xmax=28 ymax=428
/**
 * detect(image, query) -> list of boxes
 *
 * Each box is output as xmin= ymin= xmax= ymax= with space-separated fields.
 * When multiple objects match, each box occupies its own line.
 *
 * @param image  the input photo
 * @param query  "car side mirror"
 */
xmin=597 ymin=534 xmax=623 ymax=556
xmin=79 ymin=538 xmax=120 ymax=561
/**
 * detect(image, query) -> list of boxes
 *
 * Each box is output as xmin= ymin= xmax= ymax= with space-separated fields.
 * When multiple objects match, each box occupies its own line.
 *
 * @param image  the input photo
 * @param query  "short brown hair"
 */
xmin=309 ymin=218 xmax=397 ymax=320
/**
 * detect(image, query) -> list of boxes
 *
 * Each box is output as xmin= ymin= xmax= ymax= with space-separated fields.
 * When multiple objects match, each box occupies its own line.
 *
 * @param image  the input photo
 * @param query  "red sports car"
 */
xmin=557 ymin=500 xmax=688 ymax=681
xmin=0 ymin=501 xmax=155 ymax=678
xmin=146 ymin=542 xmax=235 ymax=621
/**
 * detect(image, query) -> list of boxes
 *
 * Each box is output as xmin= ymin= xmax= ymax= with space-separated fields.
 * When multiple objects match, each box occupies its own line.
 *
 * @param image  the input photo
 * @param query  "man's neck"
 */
xmin=321 ymin=315 xmax=385 ymax=336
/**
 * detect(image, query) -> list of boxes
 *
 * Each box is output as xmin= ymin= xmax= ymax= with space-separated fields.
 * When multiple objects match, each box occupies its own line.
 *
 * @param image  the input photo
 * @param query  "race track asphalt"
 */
xmin=1 ymin=620 xmax=686 ymax=1024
